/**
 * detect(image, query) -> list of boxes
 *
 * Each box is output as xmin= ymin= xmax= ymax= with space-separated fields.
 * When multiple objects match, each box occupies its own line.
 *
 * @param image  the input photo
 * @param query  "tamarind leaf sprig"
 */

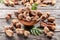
xmin=30 ymin=27 xmax=43 ymax=36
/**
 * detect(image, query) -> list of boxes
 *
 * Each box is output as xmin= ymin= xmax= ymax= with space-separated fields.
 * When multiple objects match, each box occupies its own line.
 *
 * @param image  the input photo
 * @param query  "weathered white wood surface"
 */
xmin=0 ymin=0 xmax=60 ymax=40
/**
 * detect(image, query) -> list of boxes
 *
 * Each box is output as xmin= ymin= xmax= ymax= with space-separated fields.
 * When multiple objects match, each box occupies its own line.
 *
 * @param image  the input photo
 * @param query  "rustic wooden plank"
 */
xmin=0 ymin=10 xmax=60 ymax=18
xmin=0 ymin=32 xmax=59 ymax=40
xmin=0 ymin=0 xmax=60 ymax=10
xmin=0 ymin=33 xmax=51 ymax=40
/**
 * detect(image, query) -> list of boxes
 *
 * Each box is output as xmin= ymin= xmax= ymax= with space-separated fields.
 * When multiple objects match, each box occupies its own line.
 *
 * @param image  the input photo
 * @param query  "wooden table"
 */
xmin=0 ymin=0 xmax=60 ymax=40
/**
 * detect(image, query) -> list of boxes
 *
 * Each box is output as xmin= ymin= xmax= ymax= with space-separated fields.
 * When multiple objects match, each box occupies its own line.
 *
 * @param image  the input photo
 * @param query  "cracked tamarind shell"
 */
xmin=5 ymin=29 xmax=14 ymax=37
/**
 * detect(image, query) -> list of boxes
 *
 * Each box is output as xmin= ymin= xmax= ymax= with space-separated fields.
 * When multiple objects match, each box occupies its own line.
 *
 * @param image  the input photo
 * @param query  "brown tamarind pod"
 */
xmin=47 ymin=22 xmax=56 ymax=26
xmin=14 ymin=12 xmax=19 ymax=17
xmin=51 ymin=0 xmax=56 ymax=5
xmin=5 ymin=29 xmax=14 ymax=37
xmin=24 ymin=2 xmax=31 ymax=9
xmin=41 ymin=12 xmax=50 ymax=20
xmin=15 ymin=28 xmax=24 ymax=35
xmin=40 ymin=21 xmax=47 ymax=28
xmin=9 ymin=26 xmax=14 ymax=31
xmin=30 ymin=0 xmax=34 ymax=4
xmin=18 ymin=13 xmax=23 ymax=20
xmin=16 ymin=22 xmax=21 ymax=28
xmin=9 ymin=0 xmax=14 ymax=7
xmin=47 ymin=17 xmax=55 ymax=23
xmin=46 ymin=31 xmax=54 ymax=38
xmin=21 ymin=0 xmax=26 ymax=4
xmin=18 ymin=8 xmax=25 ymax=13
xmin=12 ymin=19 xmax=19 ymax=26
xmin=36 ymin=11 xmax=42 ymax=17
xmin=25 ymin=7 xmax=31 ymax=12
xmin=47 ymin=22 xmax=56 ymax=31
xmin=44 ymin=27 xmax=50 ymax=35
xmin=47 ymin=25 xmax=56 ymax=31
xmin=41 ymin=15 xmax=46 ymax=20
xmin=51 ymin=26 xmax=56 ymax=31
xmin=4 ymin=0 xmax=9 ymax=6
xmin=5 ymin=15 xmax=11 ymax=21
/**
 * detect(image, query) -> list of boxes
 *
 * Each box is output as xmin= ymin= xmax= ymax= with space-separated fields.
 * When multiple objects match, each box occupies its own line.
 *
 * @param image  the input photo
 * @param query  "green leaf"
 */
xmin=31 ymin=6 xmax=37 ymax=10
xmin=31 ymin=3 xmax=38 ymax=10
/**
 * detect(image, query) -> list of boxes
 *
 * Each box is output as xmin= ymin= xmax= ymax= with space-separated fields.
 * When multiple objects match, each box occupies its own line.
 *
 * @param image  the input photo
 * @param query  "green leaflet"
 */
xmin=30 ymin=27 xmax=43 ymax=36
xmin=31 ymin=3 xmax=38 ymax=10
xmin=31 ymin=29 xmax=34 ymax=34
xmin=33 ymin=29 xmax=37 ymax=36
xmin=31 ymin=6 xmax=37 ymax=10
xmin=37 ymin=29 xmax=43 ymax=34
xmin=35 ymin=29 xmax=40 ymax=35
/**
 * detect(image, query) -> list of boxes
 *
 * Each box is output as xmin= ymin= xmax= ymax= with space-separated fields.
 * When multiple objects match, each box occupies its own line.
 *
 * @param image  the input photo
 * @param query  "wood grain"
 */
xmin=0 ymin=10 xmax=60 ymax=18
xmin=0 ymin=0 xmax=60 ymax=40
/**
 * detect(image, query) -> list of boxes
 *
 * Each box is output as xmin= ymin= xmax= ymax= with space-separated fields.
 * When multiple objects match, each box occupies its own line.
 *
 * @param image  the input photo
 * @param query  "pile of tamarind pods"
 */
xmin=40 ymin=15 xmax=56 ymax=37
xmin=4 ymin=7 xmax=56 ymax=38
xmin=4 ymin=0 xmax=19 ymax=7
xmin=4 ymin=0 xmax=56 ymax=7
xmin=4 ymin=19 xmax=30 ymax=37
xmin=5 ymin=14 xmax=30 ymax=37
xmin=21 ymin=0 xmax=56 ymax=7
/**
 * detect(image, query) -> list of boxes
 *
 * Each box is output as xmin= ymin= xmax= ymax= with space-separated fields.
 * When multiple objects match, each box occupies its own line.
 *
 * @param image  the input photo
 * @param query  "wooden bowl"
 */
xmin=19 ymin=20 xmax=38 ymax=26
